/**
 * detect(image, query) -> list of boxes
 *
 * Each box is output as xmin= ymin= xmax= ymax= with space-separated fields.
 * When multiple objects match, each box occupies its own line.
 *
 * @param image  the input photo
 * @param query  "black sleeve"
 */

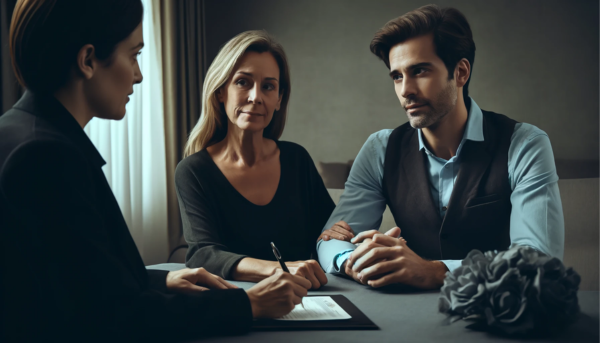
xmin=299 ymin=146 xmax=336 ymax=256
xmin=175 ymin=156 xmax=247 ymax=279
xmin=147 ymin=269 xmax=170 ymax=293
xmin=0 ymin=141 xmax=252 ymax=342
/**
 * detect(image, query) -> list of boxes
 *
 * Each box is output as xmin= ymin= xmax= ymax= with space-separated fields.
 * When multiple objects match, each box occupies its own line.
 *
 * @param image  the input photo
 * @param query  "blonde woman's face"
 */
xmin=218 ymin=51 xmax=282 ymax=133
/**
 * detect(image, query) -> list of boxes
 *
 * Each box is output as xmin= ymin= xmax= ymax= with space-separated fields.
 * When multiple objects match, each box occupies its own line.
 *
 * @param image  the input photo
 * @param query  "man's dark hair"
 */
xmin=370 ymin=4 xmax=475 ymax=103
xmin=9 ymin=0 xmax=143 ymax=95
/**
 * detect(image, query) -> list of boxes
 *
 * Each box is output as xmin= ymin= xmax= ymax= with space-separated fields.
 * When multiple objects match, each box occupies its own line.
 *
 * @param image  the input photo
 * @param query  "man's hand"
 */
xmin=349 ymin=227 xmax=403 ymax=246
xmin=347 ymin=228 xmax=447 ymax=289
xmin=317 ymin=220 xmax=355 ymax=242
xmin=343 ymin=227 xmax=401 ymax=279
xmin=166 ymin=268 xmax=238 ymax=294
xmin=335 ymin=227 xmax=399 ymax=284
xmin=246 ymin=269 xmax=312 ymax=318
xmin=284 ymin=260 xmax=328 ymax=289
xmin=342 ymin=258 xmax=368 ymax=284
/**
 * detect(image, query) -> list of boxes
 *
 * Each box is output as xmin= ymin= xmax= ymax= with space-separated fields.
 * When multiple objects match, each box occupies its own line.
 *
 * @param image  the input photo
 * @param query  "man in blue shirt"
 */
xmin=317 ymin=5 xmax=564 ymax=290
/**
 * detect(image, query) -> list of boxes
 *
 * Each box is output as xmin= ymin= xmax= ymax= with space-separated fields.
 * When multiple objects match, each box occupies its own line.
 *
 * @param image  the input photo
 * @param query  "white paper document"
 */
xmin=275 ymin=296 xmax=352 ymax=321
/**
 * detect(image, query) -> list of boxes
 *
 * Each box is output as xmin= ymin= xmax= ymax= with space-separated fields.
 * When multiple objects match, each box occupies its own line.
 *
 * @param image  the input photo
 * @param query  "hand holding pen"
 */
xmin=245 ymin=266 xmax=311 ymax=318
xmin=271 ymin=242 xmax=328 ymax=290
xmin=271 ymin=242 xmax=305 ymax=308
xmin=271 ymin=241 xmax=291 ymax=273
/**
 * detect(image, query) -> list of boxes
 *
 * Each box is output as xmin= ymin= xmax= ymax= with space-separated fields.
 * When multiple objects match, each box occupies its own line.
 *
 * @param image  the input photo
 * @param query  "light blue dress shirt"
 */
xmin=317 ymin=98 xmax=565 ymax=274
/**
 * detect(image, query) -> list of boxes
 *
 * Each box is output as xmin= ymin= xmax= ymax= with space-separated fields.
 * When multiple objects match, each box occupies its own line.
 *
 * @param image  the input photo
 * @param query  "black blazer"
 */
xmin=0 ymin=91 xmax=252 ymax=342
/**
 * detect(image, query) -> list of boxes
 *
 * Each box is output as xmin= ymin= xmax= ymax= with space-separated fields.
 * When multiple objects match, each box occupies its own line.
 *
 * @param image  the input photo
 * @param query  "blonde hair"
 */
xmin=184 ymin=30 xmax=291 ymax=157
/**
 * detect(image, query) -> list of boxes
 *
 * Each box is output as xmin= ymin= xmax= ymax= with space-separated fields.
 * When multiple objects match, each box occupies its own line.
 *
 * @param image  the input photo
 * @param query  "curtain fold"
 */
xmin=159 ymin=0 xmax=205 ymax=262
xmin=85 ymin=0 xmax=169 ymax=265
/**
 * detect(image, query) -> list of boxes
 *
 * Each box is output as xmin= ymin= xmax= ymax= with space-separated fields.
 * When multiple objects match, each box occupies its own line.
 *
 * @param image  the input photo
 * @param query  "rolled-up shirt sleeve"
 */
xmin=317 ymin=130 xmax=391 ymax=273
xmin=441 ymin=125 xmax=565 ymax=273
xmin=507 ymin=123 xmax=565 ymax=260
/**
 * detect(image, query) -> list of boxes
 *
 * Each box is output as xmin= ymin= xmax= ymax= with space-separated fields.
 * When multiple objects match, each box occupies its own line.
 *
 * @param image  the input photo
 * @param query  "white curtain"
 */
xmin=84 ymin=0 xmax=168 ymax=265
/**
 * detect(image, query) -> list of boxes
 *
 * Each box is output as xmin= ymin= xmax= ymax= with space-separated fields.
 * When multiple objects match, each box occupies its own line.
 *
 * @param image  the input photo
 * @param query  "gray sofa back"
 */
xmin=318 ymin=159 xmax=599 ymax=190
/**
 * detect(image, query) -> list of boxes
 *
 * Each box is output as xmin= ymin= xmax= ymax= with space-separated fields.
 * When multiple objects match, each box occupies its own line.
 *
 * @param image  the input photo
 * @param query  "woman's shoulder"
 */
xmin=175 ymin=149 xmax=214 ymax=183
xmin=276 ymin=141 xmax=318 ymax=174
xmin=277 ymin=140 xmax=311 ymax=158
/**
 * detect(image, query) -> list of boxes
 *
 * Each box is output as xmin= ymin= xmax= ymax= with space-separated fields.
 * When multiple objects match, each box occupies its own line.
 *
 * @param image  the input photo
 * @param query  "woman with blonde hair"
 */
xmin=176 ymin=30 xmax=334 ymax=288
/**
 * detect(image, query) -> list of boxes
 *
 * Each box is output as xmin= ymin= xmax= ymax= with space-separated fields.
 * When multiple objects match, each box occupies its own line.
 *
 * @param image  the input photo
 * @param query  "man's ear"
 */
xmin=454 ymin=58 xmax=471 ymax=88
xmin=76 ymin=44 xmax=97 ymax=80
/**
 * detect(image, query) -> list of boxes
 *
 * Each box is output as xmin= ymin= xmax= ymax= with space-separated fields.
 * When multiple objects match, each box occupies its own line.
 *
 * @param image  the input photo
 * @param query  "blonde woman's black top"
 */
xmin=175 ymin=141 xmax=335 ymax=279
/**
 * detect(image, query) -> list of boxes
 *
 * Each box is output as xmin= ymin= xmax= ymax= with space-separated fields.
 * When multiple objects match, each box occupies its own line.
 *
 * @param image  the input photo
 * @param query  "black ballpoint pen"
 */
xmin=271 ymin=242 xmax=304 ymax=309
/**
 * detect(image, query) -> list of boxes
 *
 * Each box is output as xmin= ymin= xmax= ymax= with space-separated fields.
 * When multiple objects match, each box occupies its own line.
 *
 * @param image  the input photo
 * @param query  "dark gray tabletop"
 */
xmin=147 ymin=263 xmax=599 ymax=343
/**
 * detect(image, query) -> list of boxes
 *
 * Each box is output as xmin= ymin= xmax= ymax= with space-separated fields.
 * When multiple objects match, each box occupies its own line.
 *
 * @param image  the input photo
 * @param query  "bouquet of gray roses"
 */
xmin=438 ymin=245 xmax=581 ymax=336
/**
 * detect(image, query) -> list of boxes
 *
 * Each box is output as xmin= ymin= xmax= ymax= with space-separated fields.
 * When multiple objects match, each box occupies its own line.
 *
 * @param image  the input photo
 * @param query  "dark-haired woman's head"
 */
xmin=9 ymin=0 xmax=144 ymax=120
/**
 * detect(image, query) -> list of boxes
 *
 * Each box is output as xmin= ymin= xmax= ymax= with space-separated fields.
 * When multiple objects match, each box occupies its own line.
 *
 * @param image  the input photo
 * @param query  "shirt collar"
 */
xmin=417 ymin=97 xmax=484 ymax=151
xmin=12 ymin=91 xmax=106 ymax=168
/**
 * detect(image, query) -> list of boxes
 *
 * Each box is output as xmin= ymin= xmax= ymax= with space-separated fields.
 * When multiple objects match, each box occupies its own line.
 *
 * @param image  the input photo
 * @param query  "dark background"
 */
xmin=1 ymin=0 xmax=598 ymax=176
xmin=203 ymin=0 xmax=599 ymax=176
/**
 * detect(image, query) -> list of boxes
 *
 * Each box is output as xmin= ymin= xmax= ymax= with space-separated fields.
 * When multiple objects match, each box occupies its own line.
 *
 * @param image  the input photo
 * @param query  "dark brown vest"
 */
xmin=382 ymin=110 xmax=517 ymax=260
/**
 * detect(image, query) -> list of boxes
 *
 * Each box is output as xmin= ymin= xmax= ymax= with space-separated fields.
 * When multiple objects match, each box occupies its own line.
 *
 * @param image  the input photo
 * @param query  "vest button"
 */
xmin=442 ymin=206 xmax=448 ymax=211
xmin=440 ymin=233 xmax=448 ymax=239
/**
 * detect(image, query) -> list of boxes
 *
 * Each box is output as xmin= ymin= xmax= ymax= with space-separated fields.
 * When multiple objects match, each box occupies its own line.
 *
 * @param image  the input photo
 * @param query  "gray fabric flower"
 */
xmin=439 ymin=250 xmax=491 ymax=317
xmin=533 ymin=257 xmax=581 ymax=325
xmin=490 ymin=244 xmax=548 ymax=279
xmin=439 ymin=245 xmax=581 ymax=336
xmin=484 ymin=266 xmax=535 ymax=335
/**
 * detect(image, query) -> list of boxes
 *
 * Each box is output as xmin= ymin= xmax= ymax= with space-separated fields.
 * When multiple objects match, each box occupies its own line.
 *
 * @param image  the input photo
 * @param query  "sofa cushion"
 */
xmin=559 ymin=178 xmax=599 ymax=291
xmin=316 ymin=161 xmax=352 ymax=189
xmin=326 ymin=189 xmax=396 ymax=234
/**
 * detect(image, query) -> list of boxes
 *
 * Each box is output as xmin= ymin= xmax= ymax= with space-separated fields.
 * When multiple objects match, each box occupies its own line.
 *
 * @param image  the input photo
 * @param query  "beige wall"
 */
xmin=204 ymin=0 xmax=599 ymax=164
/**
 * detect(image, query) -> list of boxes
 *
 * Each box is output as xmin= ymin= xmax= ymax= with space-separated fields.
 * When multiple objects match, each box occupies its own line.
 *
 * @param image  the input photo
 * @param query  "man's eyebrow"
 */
xmin=237 ymin=71 xmax=279 ymax=81
xmin=407 ymin=62 xmax=433 ymax=70
xmin=389 ymin=62 xmax=433 ymax=77
xmin=131 ymin=42 xmax=144 ymax=50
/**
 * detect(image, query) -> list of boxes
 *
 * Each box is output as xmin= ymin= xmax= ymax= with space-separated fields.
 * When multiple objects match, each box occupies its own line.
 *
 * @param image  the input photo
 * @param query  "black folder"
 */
xmin=252 ymin=295 xmax=379 ymax=330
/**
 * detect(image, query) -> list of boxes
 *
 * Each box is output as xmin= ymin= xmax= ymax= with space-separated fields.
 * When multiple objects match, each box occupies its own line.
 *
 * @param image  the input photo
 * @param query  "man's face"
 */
xmin=388 ymin=34 xmax=457 ymax=129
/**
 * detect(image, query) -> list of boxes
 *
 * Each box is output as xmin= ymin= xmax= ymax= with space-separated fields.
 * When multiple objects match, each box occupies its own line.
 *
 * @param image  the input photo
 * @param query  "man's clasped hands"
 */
xmin=320 ymin=223 xmax=448 ymax=290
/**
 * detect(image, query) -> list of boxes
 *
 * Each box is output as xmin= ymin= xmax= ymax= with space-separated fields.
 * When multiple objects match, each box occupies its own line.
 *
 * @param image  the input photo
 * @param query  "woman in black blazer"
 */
xmin=0 ymin=1 xmax=309 ymax=341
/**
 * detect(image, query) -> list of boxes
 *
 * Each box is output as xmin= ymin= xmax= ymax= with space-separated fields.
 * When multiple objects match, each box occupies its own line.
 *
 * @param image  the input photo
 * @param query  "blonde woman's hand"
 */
xmin=284 ymin=259 xmax=328 ymax=289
